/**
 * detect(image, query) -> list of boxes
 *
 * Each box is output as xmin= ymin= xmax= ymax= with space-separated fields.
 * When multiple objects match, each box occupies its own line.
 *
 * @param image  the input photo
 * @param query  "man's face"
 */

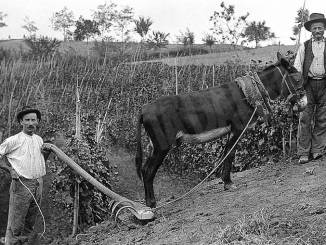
xmin=311 ymin=22 xmax=325 ymax=40
xmin=20 ymin=113 xmax=39 ymax=135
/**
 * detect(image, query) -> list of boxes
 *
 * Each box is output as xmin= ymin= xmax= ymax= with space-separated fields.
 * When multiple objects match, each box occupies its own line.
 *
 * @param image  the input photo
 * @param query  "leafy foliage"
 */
xmin=92 ymin=2 xmax=118 ymax=38
xmin=144 ymin=46 xmax=209 ymax=60
xmin=243 ymin=21 xmax=275 ymax=48
xmin=24 ymin=36 xmax=61 ymax=57
xmin=210 ymin=1 xmax=249 ymax=46
xmin=113 ymin=6 xmax=134 ymax=44
xmin=291 ymin=7 xmax=309 ymax=44
xmin=146 ymin=31 xmax=170 ymax=50
xmin=202 ymin=34 xmax=216 ymax=51
xmin=177 ymin=28 xmax=195 ymax=46
xmin=73 ymin=17 xmax=100 ymax=42
xmin=22 ymin=16 xmax=38 ymax=36
xmin=48 ymin=114 xmax=118 ymax=227
xmin=134 ymin=16 xmax=153 ymax=40
xmin=0 ymin=48 xmax=19 ymax=62
xmin=50 ymin=7 xmax=75 ymax=41
xmin=0 ymin=12 xmax=7 ymax=28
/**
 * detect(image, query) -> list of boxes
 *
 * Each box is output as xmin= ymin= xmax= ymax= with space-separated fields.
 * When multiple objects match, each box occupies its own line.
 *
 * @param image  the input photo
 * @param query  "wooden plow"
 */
xmin=49 ymin=144 xmax=155 ymax=221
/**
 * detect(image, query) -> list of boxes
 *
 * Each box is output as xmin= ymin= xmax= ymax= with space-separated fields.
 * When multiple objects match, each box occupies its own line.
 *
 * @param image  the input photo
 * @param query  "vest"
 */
xmin=302 ymin=39 xmax=326 ymax=85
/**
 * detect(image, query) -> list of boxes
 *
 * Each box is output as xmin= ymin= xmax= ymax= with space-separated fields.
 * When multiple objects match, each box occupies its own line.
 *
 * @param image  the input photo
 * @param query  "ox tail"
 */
xmin=135 ymin=113 xmax=143 ymax=179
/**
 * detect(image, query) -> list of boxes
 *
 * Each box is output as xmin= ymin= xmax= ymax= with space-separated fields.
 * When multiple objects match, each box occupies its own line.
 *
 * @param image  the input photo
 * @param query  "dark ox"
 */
xmin=135 ymin=52 xmax=303 ymax=208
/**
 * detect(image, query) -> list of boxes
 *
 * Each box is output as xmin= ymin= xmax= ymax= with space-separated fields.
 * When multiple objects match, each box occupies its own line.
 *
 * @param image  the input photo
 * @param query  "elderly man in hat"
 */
xmin=0 ymin=106 xmax=52 ymax=245
xmin=294 ymin=13 xmax=326 ymax=164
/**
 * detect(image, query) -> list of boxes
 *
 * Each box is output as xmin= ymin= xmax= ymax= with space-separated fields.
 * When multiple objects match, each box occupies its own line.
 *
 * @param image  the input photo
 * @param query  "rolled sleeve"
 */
xmin=0 ymin=139 xmax=10 ymax=157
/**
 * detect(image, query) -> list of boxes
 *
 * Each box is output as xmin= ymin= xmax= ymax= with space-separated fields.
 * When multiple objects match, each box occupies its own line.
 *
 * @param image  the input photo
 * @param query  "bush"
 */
xmin=47 ymin=114 xmax=118 ymax=228
xmin=24 ymin=36 xmax=61 ymax=57
xmin=143 ymin=46 xmax=210 ymax=60
xmin=0 ymin=48 xmax=16 ymax=62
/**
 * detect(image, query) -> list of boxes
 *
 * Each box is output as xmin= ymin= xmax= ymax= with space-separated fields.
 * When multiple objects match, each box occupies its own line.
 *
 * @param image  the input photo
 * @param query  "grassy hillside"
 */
xmin=156 ymin=44 xmax=297 ymax=66
xmin=0 ymin=39 xmax=30 ymax=52
xmin=0 ymin=39 xmax=295 ymax=66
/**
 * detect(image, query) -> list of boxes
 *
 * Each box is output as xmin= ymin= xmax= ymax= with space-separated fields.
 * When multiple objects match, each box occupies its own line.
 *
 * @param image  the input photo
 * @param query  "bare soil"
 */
xmin=52 ymin=149 xmax=326 ymax=245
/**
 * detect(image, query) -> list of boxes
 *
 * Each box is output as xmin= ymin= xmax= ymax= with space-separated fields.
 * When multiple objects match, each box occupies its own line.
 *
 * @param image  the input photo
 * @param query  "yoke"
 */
xmin=235 ymin=72 xmax=272 ymax=125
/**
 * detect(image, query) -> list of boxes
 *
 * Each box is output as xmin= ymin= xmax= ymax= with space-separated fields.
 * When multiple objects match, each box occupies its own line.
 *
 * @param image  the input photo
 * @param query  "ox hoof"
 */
xmin=224 ymin=183 xmax=237 ymax=191
xmin=146 ymin=200 xmax=156 ymax=209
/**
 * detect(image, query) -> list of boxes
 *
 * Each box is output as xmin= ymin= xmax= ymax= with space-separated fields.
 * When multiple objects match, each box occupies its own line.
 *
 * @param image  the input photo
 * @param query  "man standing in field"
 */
xmin=294 ymin=13 xmax=326 ymax=164
xmin=0 ymin=106 xmax=52 ymax=245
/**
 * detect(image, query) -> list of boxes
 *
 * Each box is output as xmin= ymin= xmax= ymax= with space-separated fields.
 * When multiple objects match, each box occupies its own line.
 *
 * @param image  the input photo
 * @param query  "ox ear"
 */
xmin=277 ymin=52 xmax=291 ymax=68
xmin=277 ymin=52 xmax=284 ymax=61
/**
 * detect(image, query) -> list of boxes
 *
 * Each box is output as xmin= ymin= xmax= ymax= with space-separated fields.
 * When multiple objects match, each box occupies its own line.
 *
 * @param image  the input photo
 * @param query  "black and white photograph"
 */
xmin=0 ymin=0 xmax=326 ymax=244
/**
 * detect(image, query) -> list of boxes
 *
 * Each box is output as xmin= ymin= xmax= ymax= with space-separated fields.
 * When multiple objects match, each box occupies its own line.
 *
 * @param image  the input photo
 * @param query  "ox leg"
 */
xmin=142 ymin=148 xmax=170 ymax=208
xmin=221 ymin=132 xmax=240 ymax=190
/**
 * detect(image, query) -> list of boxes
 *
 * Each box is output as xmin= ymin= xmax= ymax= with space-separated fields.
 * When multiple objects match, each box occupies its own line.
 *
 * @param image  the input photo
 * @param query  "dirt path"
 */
xmin=109 ymin=148 xmax=198 ymax=207
xmin=64 ymin=150 xmax=326 ymax=245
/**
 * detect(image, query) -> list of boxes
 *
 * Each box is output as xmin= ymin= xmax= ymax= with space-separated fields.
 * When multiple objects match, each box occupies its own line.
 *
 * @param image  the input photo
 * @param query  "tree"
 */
xmin=22 ymin=16 xmax=38 ymax=37
xmin=0 ymin=12 xmax=7 ymax=28
xmin=146 ymin=31 xmax=169 ymax=50
xmin=210 ymin=2 xmax=249 ymax=46
xmin=177 ymin=28 xmax=195 ymax=46
xmin=114 ymin=6 xmax=134 ymax=43
xmin=177 ymin=28 xmax=195 ymax=55
xmin=74 ymin=17 xmax=100 ymax=42
xmin=134 ymin=16 xmax=153 ymax=41
xmin=202 ymin=34 xmax=216 ymax=52
xmin=92 ymin=2 xmax=118 ymax=38
xmin=291 ymin=7 xmax=309 ymax=44
xmin=51 ymin=7 xmax=75 ymax=41
xmin=243 ymin=21 xmax=275 ymax=48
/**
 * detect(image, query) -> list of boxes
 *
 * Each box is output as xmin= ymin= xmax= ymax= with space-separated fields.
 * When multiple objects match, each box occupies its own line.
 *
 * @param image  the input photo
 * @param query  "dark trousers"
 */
xmin=5 ymin=177 xmax=42 ymax=245
xmin=297 ymin=78 xmax=326 ymax=156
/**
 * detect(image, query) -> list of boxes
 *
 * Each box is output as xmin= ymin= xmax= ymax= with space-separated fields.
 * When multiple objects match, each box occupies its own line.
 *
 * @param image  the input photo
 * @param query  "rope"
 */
xmin=275 ymin=66 xmax=291 ymax=95
xmin=18 ymin=177 xmax=46 ymax=238
xmin=152 ymin=107 xmax=258 ymax=211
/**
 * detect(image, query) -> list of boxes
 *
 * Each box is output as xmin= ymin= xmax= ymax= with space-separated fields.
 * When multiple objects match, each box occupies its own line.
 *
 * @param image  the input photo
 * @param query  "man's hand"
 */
xmin=41 ymin=143 xmax=53 ymax=152
xmin=42 ymin=143 xmax=53 ymax=162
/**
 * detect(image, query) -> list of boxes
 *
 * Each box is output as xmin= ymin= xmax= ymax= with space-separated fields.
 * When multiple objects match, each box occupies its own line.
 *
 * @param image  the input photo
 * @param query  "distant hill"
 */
xmin=150 ymin=44 xmax=297 ymax=66
xmin=0 ymin=39 xmax=30 ymax=52
xmin=0 ymin=39 xmax=296 ymax=66
xmin=0 ymin=39 xmax=245 ymax=55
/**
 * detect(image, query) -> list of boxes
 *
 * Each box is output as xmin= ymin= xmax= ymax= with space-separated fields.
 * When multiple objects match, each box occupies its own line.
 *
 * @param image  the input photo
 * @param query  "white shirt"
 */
xmin=0 ymin=132 xmax=46 ymax=179
xmin=294 ymin=38 xmax=325 ymax=79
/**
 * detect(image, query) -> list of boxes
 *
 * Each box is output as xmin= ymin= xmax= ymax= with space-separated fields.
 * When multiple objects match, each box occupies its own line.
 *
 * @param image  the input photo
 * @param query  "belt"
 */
xmin=308 ymin=76 xmax=326 ymax=80
xmin=17 ymin=176 xmax=43 ymax=184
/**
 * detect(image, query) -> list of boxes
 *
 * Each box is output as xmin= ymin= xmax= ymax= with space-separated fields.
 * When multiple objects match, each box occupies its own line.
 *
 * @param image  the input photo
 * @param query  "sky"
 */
xmin=1 ymin=0 xmax=325 ymax=46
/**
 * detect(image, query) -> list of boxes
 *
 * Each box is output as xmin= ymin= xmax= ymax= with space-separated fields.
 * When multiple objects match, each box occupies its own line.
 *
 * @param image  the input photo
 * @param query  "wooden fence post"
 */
xmin=72 ymin=77 xmax=81 ymax=237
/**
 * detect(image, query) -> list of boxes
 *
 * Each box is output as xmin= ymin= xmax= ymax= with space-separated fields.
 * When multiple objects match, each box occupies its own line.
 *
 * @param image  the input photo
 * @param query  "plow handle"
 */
xmin=49 ymin=144 xmax=154 ymax=220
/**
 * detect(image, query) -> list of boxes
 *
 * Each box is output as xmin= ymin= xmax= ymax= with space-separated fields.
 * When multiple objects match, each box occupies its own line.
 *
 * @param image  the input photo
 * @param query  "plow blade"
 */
xmin=49 ymin=144 xmax=154 ymax=220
